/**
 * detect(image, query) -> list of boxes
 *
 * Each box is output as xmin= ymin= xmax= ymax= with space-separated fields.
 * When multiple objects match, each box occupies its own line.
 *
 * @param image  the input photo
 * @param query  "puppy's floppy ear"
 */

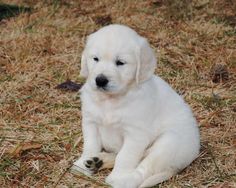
xmin=80 ymin=34 xmax=94 ymax=78
xmin=79 ymin=50 xmax=88 ymax=78
xmin=135 ymin=37 xmax=157 ymax=84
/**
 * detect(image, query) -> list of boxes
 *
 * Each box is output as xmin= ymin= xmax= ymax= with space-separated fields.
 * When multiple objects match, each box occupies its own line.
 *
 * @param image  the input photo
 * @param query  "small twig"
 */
xmin=71 ymin=167 xmax=110 ymax=187
xmin=53 ymin=163 xmax=73 ymax=188
xmin=207 ymin=144 xmax=228 ymax=179
xmin=199 ymin=109 xmax=222 ymax=127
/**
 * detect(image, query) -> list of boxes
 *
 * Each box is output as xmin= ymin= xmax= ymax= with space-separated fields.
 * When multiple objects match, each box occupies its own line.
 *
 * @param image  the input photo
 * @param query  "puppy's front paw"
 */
xmin=71 ymin=156 xmax=103 ymax=176
xmin=83 ymin=157 xmax=103 ymax=173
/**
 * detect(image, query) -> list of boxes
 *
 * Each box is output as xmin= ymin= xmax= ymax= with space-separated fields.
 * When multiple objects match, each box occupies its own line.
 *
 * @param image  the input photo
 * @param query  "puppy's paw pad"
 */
xmin=83 ymin=157 xmax=103 ymax=173
xmin=93 ymin=157 xmax=99 ymax=162
xmin=84 ymin=160 xmax=93 ymax=168
xmin=93 ymin=157 xmax=103 ymax=168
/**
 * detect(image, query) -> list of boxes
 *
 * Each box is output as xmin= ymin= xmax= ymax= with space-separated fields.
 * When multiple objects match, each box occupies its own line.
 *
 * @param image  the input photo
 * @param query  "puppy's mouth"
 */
xmin=97 ymin=86 xmax=109 ymax=91
xmin=96 ymin=84 xmax=118 ymax=93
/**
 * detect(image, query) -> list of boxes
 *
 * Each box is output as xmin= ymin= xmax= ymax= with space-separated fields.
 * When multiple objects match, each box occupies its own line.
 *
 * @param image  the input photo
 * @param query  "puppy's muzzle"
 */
xmin=95 ymin=74 xmax=109 ymax=89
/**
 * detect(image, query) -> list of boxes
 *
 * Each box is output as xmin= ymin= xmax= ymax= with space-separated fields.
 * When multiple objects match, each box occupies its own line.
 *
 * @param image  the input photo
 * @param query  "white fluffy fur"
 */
xmin=72 ymin=24 xmax=200 ymax=188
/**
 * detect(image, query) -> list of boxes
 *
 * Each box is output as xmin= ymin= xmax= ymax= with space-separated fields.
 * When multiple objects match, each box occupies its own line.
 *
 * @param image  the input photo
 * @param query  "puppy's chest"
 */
xmin=91 ymin=98 xmax=125 ymax=127
xmin=100 ymin=106 xmax=122 ymax=127
xmin=85 ymin=94 xmax=129 ymax=127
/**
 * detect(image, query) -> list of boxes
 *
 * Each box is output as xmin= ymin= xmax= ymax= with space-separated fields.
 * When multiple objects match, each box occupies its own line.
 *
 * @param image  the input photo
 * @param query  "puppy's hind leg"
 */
xmin=139 ymin=171 xmax=174 ymax=188
xmin=135 ymin=132 xmax=181 ymax=187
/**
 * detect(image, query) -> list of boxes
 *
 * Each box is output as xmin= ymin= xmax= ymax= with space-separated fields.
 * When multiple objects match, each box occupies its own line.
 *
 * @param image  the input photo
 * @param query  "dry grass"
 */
xmin=0 ymin=0 xmax=235 ymax=187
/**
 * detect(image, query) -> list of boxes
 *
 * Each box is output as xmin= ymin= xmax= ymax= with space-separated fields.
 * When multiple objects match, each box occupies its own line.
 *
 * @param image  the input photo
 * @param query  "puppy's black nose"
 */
xmin=95 ymin=74 xmax=109 ymax=88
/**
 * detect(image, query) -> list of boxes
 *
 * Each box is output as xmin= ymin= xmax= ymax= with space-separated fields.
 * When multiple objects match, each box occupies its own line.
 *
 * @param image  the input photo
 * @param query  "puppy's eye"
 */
xmin=93 ymin=57 xmax=99 ymax=62
xmin=116 ymin=60 xmax=125 ymax=66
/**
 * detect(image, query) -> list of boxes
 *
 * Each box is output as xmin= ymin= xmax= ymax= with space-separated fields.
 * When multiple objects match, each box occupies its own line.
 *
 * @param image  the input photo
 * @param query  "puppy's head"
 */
xmin=80 ymin=24 xmax=156 ymax=95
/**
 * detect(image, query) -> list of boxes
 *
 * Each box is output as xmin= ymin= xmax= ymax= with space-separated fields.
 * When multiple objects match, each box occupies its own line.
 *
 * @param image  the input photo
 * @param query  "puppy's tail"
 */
xmin=139 ymin=171 xmax=174 ymax=188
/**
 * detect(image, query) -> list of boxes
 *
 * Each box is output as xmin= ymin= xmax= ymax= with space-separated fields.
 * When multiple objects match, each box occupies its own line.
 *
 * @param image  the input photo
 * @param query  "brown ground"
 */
xmin=0 ymin=0 xmax=235 ymax=187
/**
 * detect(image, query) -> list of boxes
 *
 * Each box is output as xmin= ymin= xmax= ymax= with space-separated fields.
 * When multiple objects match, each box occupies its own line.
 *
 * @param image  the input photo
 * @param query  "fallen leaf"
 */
xmin=55 ymin=80 xmax=83 ymax=92
xmin=210 ymin=64 xmax=229 ymax=83
xmin=9 ymin=142 xmax=42 ymax=157
xmin=94 ymin=15 xmax=112 ymax=26
xmin=65 ymin=143 xmax=71 ymax=152
xmin=220 ymin=15 xmax=236 ymax=27
xmin=151 ymin=0 xmax=163 ymax=7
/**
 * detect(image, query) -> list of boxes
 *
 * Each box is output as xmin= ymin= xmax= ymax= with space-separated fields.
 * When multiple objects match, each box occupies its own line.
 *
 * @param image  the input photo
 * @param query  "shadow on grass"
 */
xmin=0 ymin=3 xmax=31 ymax=21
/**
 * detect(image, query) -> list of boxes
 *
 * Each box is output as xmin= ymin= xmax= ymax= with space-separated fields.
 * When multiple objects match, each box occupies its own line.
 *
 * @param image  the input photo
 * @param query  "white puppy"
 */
xmin=72 ymin=24 xmax=200 ymax=188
